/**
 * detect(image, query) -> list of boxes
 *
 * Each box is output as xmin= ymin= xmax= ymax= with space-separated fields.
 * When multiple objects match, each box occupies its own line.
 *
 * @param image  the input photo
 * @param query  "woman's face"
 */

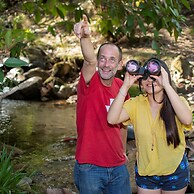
xmin=141 ymin=76 xmax=163 ymax=95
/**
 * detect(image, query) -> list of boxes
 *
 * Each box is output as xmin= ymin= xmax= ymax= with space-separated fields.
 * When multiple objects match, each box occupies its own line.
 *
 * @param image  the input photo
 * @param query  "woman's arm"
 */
xmin=107 ymin=72 xmax=141 ymax=124
xmin=155 ymin=67 xmax=192 ymax=125
xmin=164 ymin=83 xmax=192 ymax=125
xmin=107 ymin=86 xmax=129 ymax=125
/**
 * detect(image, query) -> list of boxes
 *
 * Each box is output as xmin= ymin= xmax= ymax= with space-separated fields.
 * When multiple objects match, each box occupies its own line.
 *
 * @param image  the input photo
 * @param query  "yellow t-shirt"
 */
xmin=123 ymin=95 xmax=192 ymax=176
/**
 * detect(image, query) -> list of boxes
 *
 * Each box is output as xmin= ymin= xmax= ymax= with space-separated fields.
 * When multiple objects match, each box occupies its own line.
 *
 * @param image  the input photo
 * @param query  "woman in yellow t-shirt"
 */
xmin=107 ymin=58 xmax=192 ymax=194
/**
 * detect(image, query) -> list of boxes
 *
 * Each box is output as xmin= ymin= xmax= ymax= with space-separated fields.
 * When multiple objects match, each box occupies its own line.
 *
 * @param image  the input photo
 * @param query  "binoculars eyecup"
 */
xmin=126 ymin=59 xmax=161 ymax=80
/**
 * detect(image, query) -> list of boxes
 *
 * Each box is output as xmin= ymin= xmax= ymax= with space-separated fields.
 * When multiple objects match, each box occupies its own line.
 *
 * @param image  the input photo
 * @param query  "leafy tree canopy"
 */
xmin=0 ymin=0 xmax=192 ymax=84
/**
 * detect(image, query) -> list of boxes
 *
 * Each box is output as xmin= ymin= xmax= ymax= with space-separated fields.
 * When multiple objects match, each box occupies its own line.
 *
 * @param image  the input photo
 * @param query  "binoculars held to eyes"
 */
xmin=126 ymin=59 xmax=161 ymax=80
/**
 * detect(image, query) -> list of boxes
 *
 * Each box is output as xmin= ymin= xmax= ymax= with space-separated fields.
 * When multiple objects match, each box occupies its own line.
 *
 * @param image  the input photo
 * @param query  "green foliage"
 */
xmin=4 ymin=57 xmax=28 ymax=68
xmin=0 ymin=12 xmax=36 ymax=71
xmin=0 ymin=77 xmax=19 ymax=92
xmin=20 ymin=0 xmax=190 ymax=55
xmin=0 ymin=69 xmax=4 ymax=83
xmin=0 ymin=146 xmax=27 ymax=193
xmin=0 ymin=58 xmax=28 ymax=90
xmin=3 ymin=28 xmax=35 ymax=55
xmin=0 ymin=0 xmax=6 ymax=12
xmin=128 ymin=85 xmax=142 ymax=97
xmin=92 ymin=0 xmax=190 ymax=54
xmin=0 ymin=0 xmax=191 ymax=62
xmin=22 ymin=0 xmax=77 ymax=33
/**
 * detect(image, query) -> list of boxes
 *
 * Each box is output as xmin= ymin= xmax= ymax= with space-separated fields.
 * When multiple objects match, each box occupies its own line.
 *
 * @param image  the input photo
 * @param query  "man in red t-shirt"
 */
xmin=73 ymin=15 xmax=132 ymax=194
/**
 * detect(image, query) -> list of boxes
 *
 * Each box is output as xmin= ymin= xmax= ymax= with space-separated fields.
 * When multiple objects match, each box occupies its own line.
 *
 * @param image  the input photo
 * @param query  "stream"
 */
xmin=0 ymin=99 xmax=76 ymax=151
xmin=0 ymin=99 xmax=77 ymax=193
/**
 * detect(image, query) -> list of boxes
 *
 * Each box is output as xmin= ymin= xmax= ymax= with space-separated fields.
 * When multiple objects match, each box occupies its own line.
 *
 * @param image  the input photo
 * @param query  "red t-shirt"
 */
xmin=76 ymin=71 xmax=128 ymax=167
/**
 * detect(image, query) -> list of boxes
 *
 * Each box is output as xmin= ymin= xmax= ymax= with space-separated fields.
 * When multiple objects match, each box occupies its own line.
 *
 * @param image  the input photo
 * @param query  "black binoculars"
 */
xmin=126 ymin=59 xmax=161 ymax=80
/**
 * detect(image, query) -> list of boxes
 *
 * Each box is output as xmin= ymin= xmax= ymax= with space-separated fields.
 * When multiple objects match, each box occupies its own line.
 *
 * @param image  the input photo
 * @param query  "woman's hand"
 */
xmin=123 ymin=72 xmax=142 ymax=89
xmin=150 ymin=67 xmax=170 ymax=88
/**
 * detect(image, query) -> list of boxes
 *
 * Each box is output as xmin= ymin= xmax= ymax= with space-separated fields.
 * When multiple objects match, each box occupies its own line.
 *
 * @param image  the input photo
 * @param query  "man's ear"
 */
xmin=118 ymin=60 xmax=124 ymax=70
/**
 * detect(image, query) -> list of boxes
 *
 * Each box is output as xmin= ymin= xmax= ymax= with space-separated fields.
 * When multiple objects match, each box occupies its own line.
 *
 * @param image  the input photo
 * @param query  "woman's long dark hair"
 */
xmin=142 ymin=58 xmax=180 ymax=148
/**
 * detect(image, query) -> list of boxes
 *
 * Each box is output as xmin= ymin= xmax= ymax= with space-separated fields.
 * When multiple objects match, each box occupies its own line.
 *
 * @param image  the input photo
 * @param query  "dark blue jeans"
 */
xmin=74 ymin=161 xmax=132 ymax=194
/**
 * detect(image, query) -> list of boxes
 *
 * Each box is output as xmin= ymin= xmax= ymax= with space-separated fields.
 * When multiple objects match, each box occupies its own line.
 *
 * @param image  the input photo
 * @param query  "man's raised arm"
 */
xmin=74 ymin=15 xmax=97 ymax=83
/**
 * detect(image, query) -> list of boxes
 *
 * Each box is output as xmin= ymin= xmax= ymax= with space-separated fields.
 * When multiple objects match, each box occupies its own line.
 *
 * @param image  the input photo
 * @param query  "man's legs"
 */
xmin=74 ymin=161 xmax=107 ymax=194
xmin=103 ymin=164 xmax=131 ymax=194
xmin=74 ymin=162 xmax=131 ymax=194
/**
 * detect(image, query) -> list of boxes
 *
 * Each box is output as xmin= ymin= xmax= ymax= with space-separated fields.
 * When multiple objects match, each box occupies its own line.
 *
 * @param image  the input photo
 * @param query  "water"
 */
xmin=0 ymin=99 xmax=76 ymax=152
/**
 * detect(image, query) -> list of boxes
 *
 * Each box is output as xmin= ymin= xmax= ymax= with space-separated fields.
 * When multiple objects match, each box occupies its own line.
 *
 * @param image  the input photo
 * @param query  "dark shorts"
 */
xmin=135 ymin=154 xmax=190 ymax=191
